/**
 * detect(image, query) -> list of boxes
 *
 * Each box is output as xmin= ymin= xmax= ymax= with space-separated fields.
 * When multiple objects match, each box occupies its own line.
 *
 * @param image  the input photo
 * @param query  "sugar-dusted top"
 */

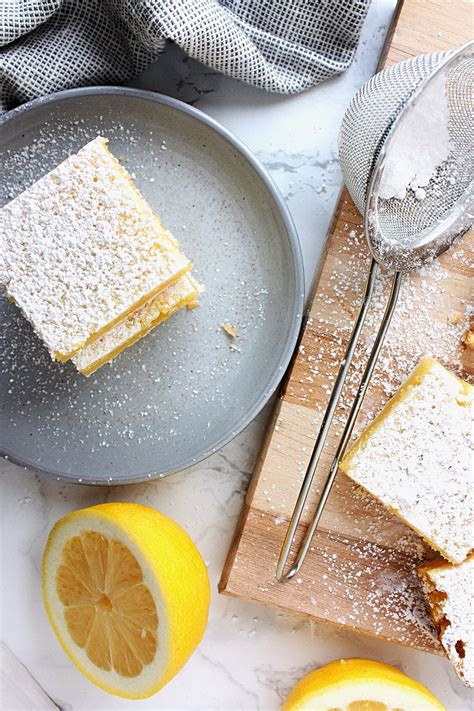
xmin=0 ymin=137 xmax=190 ymax=359
xmin=341 ymin=358 xmax=473 ymax=564
xmin=423 ymin=556 xmax=474 ymax=687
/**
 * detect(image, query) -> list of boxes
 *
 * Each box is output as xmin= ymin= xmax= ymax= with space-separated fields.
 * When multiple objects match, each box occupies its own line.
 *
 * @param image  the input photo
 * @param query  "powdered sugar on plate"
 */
xmin=0 ymin=95 xmax=302 ymax=482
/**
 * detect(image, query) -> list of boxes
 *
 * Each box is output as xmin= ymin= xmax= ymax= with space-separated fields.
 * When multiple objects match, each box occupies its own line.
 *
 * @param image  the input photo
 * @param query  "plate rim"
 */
xmin=0 ymin=86 xmax=305 ymax=485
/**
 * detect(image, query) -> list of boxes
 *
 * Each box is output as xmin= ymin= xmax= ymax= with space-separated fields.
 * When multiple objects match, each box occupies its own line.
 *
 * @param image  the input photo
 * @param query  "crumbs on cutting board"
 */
xmin=288 ymin=215 xmax=472 ymax=438
xmin=238 ymin=509 xmax=438 ymax=650
xmin=234 ymin=206 xmax=472 ymax=650
xmin=262 ymin=212 xmax=472 ymax=530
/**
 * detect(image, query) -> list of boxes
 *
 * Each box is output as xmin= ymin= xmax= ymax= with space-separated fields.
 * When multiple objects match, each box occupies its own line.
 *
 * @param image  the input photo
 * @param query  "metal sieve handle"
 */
xmin=276 ymin=263 xmax=403 ymax=582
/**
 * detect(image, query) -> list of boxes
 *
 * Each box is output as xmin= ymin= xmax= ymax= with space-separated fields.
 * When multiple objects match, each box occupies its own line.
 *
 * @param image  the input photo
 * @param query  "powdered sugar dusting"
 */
xmin=0 ymin=105 xmax=295 ymax=480
xmin=0 ymin=137 xmax=190 ymax=358
xmin=342 ymin=359 xmax=473 ymax=564
xmin=290 ymin=217 xmax=472 ymax=416
xmin=233 ymin=194 xmax=472 ymax=650
xmin=379 ymin=71 xmax=452 ymax=200
xmin=234 ymin=510 xmax=439 ymax=651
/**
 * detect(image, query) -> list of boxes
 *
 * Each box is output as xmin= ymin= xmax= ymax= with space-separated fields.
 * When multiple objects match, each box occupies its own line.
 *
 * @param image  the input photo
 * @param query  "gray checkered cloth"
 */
xmin=1 ymin=0 xmax=371 ymax=113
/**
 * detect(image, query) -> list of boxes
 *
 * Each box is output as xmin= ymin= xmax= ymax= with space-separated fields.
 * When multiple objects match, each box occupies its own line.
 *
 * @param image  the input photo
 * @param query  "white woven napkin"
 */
xmin=0 ymin=0 xmax=371 ymax=112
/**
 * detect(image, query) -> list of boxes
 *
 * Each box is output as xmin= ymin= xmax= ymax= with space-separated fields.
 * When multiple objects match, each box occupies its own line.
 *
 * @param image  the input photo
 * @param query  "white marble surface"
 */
xmin=1 ymin=1 xmax=472 ymax=709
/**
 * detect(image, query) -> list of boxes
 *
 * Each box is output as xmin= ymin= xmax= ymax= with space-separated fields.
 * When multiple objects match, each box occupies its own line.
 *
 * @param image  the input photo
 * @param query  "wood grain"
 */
xmin=219 ymin=0 xmax=473 ymax=653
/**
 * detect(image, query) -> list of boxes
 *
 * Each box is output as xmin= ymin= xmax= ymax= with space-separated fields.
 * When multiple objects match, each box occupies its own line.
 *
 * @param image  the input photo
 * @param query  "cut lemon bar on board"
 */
xmin=340 ymin=358 xmax=473 ymax=564
xmin=418 ymin=555 xmax=474 ymax=687
xmin=0 ymin=136 xmax=190 ymax=361
xmin=73 ymin=274 xmax=200 ymax=375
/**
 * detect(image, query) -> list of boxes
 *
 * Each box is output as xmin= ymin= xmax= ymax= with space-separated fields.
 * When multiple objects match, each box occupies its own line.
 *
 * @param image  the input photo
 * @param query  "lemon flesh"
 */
xmin=283 ymin=659 xmax=445 ymax=711
xmin=42 ymin=503 xmax=210 ymax=699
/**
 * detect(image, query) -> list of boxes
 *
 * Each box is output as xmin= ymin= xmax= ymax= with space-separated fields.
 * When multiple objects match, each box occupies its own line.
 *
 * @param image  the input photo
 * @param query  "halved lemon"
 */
xmin=282 ymin=658 xmax=445 ymax=710
xmin=42 ymin=503 xmax=210 ymax=699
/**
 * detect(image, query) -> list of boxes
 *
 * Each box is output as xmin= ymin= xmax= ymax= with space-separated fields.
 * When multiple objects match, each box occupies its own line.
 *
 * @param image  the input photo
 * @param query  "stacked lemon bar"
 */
xmin=0 ymin=137 xmax=200 ymax=375
xmin=340 ymin=358 xmax=473 ymax=686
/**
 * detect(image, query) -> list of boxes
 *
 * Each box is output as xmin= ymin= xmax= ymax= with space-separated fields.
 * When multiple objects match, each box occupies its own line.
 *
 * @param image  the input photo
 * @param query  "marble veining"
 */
xmin=1 ymin=0 xmax=472 ymax=708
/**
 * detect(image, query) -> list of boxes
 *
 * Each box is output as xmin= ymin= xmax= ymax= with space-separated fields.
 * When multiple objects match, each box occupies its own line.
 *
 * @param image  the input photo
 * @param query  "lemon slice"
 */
xmin=283 ymin=659 xmax=445 ymax=710
xmin=42 ymin=503 xmax=210 ymax=699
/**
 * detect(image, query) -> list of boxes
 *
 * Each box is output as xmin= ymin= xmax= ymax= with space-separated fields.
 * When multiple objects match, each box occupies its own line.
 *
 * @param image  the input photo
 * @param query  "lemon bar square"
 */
xmin=340 ymin=358 xmax=473 ymax=564
xmin=0 ymin=137 xmax=190 ymax=361
xmin=418 ymin=555 xmax=474 ymax=687
xmin=73 ymin=274 xmax=200 ymax=376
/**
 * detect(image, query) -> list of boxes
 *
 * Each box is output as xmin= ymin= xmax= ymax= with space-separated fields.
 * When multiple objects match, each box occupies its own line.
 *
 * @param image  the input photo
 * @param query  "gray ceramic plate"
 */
xmin=0 ymin=87 xmax=304 ymax=484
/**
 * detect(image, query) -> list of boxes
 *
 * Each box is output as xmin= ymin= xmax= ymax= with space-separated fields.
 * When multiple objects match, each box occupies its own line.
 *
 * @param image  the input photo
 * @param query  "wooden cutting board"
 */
xmin=219 ymin=0 xmax=473 ymax=653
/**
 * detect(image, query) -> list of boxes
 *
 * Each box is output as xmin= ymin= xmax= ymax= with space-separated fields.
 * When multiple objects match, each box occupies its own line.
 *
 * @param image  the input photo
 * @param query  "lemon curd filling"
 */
xmin=73 ymin=275 xmax=200 ymax=375
xmin=53 ymin=263 xmax=192 ymax=362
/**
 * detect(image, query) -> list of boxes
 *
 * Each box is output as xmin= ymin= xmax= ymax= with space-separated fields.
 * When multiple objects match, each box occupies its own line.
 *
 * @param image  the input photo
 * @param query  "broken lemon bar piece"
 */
xmin=418 ymin=555 xmax=474 ymax=687
xmin=73 ymin=274 xmax=200 ymax=375
xmin=0 ymin=137 xmax=190 ymax=361
xmin=340 ymin=358 xmax=473 ymax=564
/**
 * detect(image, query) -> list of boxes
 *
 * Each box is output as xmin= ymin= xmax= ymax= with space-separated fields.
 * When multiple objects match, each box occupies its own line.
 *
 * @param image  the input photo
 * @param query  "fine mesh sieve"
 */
xmin=341 ymin=42 xmax=473 ymax=270
xmin=277 ymin=42 xmax=474 ymax=582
